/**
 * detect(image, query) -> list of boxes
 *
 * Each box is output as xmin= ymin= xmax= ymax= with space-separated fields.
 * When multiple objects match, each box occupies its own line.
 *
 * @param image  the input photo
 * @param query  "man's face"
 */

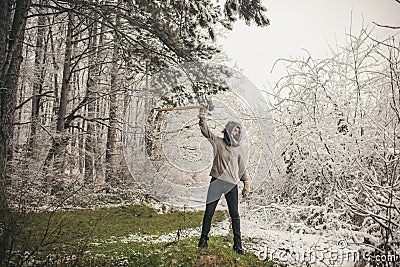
xmin=232 ymin=126 xmax=240 ymax=141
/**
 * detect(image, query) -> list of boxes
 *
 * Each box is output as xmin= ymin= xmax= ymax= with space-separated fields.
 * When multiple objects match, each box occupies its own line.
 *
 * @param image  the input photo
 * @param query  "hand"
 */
xmin=242 ymin=181 xmax=250 ymax=198
xmin=198 ymin=102 xmax=208 ymax=118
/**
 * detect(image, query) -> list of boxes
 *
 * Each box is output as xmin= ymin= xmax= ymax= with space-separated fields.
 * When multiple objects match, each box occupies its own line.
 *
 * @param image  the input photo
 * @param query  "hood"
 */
xmin=223 ymin=121 xmax=241 ymax=147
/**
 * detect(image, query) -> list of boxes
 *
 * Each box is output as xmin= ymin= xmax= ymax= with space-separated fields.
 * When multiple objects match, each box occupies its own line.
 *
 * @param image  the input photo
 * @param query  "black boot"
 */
xmin=198 ymin=235 xmax=209 ymax=249
xmin=233 ymin=237 xmax=244 ymax=254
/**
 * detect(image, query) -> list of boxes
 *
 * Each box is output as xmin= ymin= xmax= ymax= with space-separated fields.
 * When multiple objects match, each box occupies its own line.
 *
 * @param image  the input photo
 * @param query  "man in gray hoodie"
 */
xmin=197 ymin=105 xmax=250 ymax=254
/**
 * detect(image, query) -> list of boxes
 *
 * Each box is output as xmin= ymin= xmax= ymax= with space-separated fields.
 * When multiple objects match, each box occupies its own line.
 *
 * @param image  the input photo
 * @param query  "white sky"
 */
xmin=219 ymin=0 xmax=400 ymax=91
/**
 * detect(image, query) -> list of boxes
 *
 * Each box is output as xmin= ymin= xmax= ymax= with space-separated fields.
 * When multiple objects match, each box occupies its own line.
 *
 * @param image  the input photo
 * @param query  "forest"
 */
xmin=0 ymin=0 xmax=399 ymax=266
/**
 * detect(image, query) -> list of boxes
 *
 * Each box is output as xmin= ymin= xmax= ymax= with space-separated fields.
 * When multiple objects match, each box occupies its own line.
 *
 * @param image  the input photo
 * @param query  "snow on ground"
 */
xmin=100 ymin=214 xmax=361 ymax=267
xmin=241 ymin=218 xmax=361 ymax=267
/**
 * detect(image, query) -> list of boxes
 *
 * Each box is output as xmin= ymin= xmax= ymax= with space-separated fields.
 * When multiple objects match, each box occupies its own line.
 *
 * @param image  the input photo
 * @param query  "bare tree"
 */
xmin=105 ymin=8 xmax=121 ymax=184
xmin=0 ymin=0 xmax=32 ymax=262
xmin=43 ymin=10 xmax=74 ymax=173
xmin=268 ymin=29 xmax=399 ymax=262
xmin=28 ymin=0 xmax=48 ymax=153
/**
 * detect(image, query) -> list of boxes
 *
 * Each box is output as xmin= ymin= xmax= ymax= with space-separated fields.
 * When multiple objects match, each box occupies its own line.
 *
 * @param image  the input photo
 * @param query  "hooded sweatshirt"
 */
xmin=199 ymin=117 xmax=249 ymax=184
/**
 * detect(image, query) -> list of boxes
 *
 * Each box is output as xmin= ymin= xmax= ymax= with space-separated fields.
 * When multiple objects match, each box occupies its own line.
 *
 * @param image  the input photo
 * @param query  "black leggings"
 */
xmin=201 ymin=177 xmax=241 ymax=241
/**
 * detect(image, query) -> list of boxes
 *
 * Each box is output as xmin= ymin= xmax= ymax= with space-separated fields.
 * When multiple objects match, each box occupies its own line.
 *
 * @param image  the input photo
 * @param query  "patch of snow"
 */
xmin=117 ymin=220 xmax=230 ymax=244
xmin=241 ymin=217 xmax=360 ymax=266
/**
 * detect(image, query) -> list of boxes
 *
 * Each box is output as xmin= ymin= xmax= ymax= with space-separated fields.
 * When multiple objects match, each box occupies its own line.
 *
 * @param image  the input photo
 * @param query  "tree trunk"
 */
xmin=49 ymin=18 xmax=59 ymax=123
xmin=44 ymin=11 xmax=73 ymax=172
xmin=28 ymin=3 xmax=47 ymax=152
xmin=105 ymin=14 xmax=121 ymax=184
xmin=0 ymin=0 xmax=31 ymax=262
xmin=56 ymin=11 xmax=73 ymax=134
xmin=84 ymin=16 xmax=102 ymax=183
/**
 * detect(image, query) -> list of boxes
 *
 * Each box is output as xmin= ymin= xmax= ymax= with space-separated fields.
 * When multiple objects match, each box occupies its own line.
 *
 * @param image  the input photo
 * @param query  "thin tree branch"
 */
xmin=373 ymin=21 xmax=400 ymax=29
xmin=15 ymin=91 xmax=54 ymax=110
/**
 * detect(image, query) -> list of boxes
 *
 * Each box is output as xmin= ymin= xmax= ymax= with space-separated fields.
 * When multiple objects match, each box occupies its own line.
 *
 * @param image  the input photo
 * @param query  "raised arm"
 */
xmin=198 ymin=103 xmax=216 ymax=140
xmin=199 ymin=116 xmax=217 ymax=140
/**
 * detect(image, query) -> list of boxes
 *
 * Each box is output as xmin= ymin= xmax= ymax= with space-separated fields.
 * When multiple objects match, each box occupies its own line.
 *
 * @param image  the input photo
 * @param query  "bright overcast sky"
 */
xmin=219 ymin=0 xmax=400 ymax=91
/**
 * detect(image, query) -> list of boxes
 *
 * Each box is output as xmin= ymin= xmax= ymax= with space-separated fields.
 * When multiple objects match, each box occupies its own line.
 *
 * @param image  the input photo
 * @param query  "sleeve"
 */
xmin=199 ymin=116 xmax=217 ymax=141
xmin=238 ymin=154 xmax=249 ymax=182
